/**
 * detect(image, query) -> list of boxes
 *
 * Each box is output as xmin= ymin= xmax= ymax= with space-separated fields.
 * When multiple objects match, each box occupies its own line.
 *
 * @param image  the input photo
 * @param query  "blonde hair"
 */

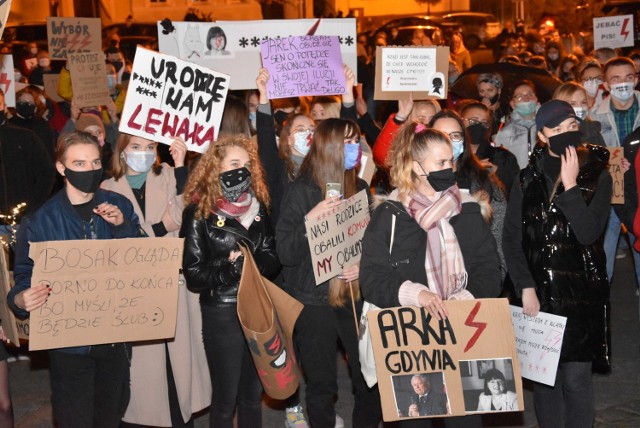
xmin=184 ymin=134 xmax=270 ymax=219
xmin=388 ymin=123 xmax=452 ymax=201
xmin=553 ymin=81 xmax=587 ymax=102
xmin=311 ymin=96 xmax=341 ymax=119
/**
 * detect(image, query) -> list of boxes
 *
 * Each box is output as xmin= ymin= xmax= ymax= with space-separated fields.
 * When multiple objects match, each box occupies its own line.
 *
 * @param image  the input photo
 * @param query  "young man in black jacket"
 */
xmin=503 ymin=100 xmax=612 ymax=428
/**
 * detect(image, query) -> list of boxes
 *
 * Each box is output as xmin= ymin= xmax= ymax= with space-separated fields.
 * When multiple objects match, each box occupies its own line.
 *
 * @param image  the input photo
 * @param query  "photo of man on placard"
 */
xmin=393 ymin=372 xmax=449 ymax=418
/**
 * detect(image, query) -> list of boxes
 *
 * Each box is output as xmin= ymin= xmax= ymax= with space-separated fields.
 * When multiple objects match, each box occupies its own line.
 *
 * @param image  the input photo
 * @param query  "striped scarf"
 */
xmin=404 ymin=186 xmax=472 ymax=300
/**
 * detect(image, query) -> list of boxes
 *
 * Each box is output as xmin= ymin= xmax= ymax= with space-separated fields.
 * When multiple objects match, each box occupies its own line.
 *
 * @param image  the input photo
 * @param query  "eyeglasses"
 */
xmin=582 ymin=76 xmax=603 ymax=83
xmin=512 ymin=92 xmax=536 ymax=102
xmin=447 ymin=132 xmax=464 ymax=143
xmin=464 ymin=118 xmax=490 ymax=129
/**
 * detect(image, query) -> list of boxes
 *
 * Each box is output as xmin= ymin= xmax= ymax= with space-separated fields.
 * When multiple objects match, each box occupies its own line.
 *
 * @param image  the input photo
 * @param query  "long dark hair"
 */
xmin=429 ymin=109 xmax=503 ymax=201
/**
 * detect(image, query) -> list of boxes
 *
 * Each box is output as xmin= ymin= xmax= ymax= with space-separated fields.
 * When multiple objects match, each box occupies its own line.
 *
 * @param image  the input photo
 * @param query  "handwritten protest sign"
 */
xmin=47 ymin=17 xmax=102 ymax=60
xmin=260 ymin=35 xmax=345 ymax=99
xmin=28 ymin=238 xmax=183 ymax=351
xmin=119 ymin=47 xmax=229 ymax=153
xmin=43 ymin=74 xmax=65 ymax=102
xmin=67 ymin=51 xmax=111 ymax=108
xmin=375 ymin=46 xmax=450 ymax=100
xmin=510 ymin=305 xmax=566 ymax=386
xmin=305 ymin=190 xmax=369 ymax=285
xmin=608 ymin=147 xmax=624 ymax=204
xmin=0 ymin=247 xmax=20 ymax=345
xmin=158 ymin=19 xmax=357 ymax=90
xmin=367 ymin=299 xmax=523 ymax=421
xmin=0 ymin=0 xmax=11 ymax=40
xmin=0 ymin=54 xmax=14 ymax=107
xmin=593 ymin=15 xmax=635 ymax=50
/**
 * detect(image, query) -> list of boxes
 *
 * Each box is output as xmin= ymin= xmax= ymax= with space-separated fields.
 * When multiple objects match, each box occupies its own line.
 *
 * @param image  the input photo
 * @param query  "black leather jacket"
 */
xmin=180 ymin=202 xmax=281 ymax=306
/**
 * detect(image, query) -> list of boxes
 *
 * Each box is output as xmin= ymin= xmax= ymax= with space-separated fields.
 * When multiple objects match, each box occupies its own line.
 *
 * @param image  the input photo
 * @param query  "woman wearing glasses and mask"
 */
xmin=429 ymin=110 xmax=508 ymax=279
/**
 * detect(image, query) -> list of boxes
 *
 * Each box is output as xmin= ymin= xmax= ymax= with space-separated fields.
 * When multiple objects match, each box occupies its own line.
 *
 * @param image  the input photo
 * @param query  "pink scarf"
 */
xmin=214 ymin=193 xmax=260 ymax=229
xmin=404 ymin=186 xmax=473 ymax=300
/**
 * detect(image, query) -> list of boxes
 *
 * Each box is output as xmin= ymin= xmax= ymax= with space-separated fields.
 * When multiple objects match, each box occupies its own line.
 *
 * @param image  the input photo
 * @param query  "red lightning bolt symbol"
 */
xmin=621 ymin=18 xmax=630 ymax=41
xmin=611 ymin=149 xmax=620 ymax=160
xmin=540 ymin=330 xmax=563 ymax=360
xmin=0 ymin=73 xmax=11 ymax=95
xmin=66 ymin=34 xmax=81 ymax=51
xmin=79 ymin=35 xmax=92 ymax=50
xmin=463 ymin=301 xmax=487 ymax=352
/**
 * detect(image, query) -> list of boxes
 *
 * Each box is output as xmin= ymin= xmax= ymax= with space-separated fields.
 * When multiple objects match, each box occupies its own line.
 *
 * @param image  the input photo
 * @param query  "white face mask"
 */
xmin=573 ymin=106 xmax=587 ymax=120
xmin=610 ymin=82 xmax=635 ymax=102
xmin=293 ymin=130 xmax=312 ymax=156
xmin=548 ymin=53 xmax=559 ymax=61
xmin=583 ymin=80 xmax=600 ymax=97
xmin=125 ymin=151 xmax=156 ymax=173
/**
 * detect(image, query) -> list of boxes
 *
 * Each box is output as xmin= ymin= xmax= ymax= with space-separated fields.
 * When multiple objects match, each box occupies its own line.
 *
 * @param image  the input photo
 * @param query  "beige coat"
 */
xmin=101 ymin=164 xmax=211 ymax=426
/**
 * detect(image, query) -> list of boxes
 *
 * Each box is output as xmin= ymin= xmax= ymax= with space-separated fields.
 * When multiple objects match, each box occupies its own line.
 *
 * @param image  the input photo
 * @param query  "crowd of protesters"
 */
xmin=0 ymin=10 xmax=639 ymax=428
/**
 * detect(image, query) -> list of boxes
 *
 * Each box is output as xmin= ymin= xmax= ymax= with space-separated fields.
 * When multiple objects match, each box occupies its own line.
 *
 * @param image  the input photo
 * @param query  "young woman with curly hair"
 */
xmin=180 ymin=134 xmax=279 ymax=428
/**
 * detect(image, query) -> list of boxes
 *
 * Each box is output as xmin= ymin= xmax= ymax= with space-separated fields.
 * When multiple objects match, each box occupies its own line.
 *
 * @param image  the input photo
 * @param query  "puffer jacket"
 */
xmin=180 ymin=202 xmax=280 ymax=306
xmin=519 ymin=145 xmax=611 ymax=368
xmin=494 ymin=109 xmax=538 ymax=169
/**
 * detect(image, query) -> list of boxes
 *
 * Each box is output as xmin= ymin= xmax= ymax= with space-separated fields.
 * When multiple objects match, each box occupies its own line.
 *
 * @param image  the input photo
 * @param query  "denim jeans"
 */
xmin=603 ymin=209 xmax=640 ymax=285
xmin=533 ymin=361 xmax=594 ymax=428
xmin=201 ymin=304 xmax=262 ymax=428
xmin=49 ymin=344 xmax=130 ymax=428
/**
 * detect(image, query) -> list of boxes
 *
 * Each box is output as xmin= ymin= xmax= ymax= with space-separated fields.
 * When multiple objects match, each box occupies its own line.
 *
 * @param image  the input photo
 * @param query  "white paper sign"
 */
xmin=158 ymin=19 xmax=357 ymax=90
xmin=510 ymin=305 xmax=567 ymax=386
xmin=381 ymin=48 xmax=438 ymax=92
xmin=119 ymin=47 xmax=230 ymax=153
xmin=593 ymin=14 xmax=635 ymax=50
xmin=0 ymin=55 xmax=15 ymax=107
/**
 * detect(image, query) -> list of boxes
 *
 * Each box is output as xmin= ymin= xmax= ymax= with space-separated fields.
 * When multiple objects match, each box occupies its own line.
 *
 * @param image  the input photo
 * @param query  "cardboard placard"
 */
xmin=42 ymin=73 xmax=65 ymax=102
xmin=237 ymin=246 xmax=303 ymax=399
xmin=158 ymin=19 xmax=357 ymax=90
xmin=260 ymin=35 xmax=345 ymax=99
xmin=367 ymin=299 xmax=523 ymax=421
xmin=0 ymin=0 xmax=11 ymax=40
xmin=510 ymin=305 xmax=566 ymax=386
xmin=608 ymin=147 xmax=624 ymax=204
xmin=0 ymin=246 xmax=20 ymax=345
xmin=358 ymin=153 xmax=376 ymax=185
xmin=0 ymin=54 xmax=14 ymax=107
xmin=119 ymin=47 xmax=229 ymax=153
xmin=305 ymin=189 xmax=370 ymax=285
xmin=46 ymin=17 xmax=102 ymax=61
xmin=593 ymin=15 xmax=635 ymax=50
xmin=67 ymin=51 xmax=111 ymax=108
xmin=28 ymin=238 xmax=183 ymax=351
xmin=374 ymin=46 xmax=450 ymax=100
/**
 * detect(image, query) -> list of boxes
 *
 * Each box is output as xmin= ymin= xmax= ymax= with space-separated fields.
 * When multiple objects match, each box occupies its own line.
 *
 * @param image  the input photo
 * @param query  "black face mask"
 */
xmin=64 ymin=168 xmax=103 ymax=194
xmin=16 ymin=101 xmax=36 ymax=119
xmin=419 ymin=163 xmax=457 ymax=192
xmin=274 ymin=111 xmax=288 ymax=127
xmin=219 ymin=167 xmax=252 ymax=202
xmin=486 ymin=93 xmax=500 ymax=105
xmin=467 ymin=123 xmax=491 ymax=148
xmin=548 ymin=130 xmax=581 ymax=156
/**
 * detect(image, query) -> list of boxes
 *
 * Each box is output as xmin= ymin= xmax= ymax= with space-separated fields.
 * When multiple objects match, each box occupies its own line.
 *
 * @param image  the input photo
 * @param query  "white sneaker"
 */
xmin=284 ymin=405 xmax=308 ymax=428
xmin=335 ymin=414 xmax=345 ymax=428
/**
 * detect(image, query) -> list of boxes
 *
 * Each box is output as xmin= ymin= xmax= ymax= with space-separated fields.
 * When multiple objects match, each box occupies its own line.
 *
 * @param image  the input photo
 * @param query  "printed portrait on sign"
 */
xmin=461 ymin=358 xmax=518 ymax=413
xmin=392 ymin=372 xmax=450 ymax=418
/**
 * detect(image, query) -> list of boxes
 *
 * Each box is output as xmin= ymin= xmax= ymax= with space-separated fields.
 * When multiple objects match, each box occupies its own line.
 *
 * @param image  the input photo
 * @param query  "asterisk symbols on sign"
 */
xmin=338 ymin=36 xmax=343 ymax=44
xmin=155 ymin=81 xmax=162 ymax=89
xmin=251 ymin=36 xmax=260 ymax=47
xmin=239 ymin=37 xmax=248 ymax=48
xmin=345 ymin=36 xmax=354 ymax=46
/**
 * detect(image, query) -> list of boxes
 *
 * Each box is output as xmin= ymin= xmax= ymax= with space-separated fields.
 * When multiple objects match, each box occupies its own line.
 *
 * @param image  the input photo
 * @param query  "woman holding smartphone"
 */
xmin=276 ymin=118 xmax=381 ymax=428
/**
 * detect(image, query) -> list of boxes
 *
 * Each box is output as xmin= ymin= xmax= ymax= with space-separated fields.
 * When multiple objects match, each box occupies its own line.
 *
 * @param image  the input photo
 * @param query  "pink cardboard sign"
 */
xmin=260 ymin=35 xmax=345 ymax=99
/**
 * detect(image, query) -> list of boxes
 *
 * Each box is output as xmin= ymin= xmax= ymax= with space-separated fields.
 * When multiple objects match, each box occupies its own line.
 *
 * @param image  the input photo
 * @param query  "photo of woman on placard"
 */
xmin=205 ymin=26 xmax=231 ymax=56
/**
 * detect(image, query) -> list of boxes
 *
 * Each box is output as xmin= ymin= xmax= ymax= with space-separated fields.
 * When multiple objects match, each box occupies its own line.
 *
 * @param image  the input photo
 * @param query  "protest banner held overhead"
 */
xmin=260 ymin=35 xmax=345 ymax=99
xmin=158 ymin=19 xmax=357 ymax=90
xmin=593 ymin=15 xmax=635 ymax=50
xmin=27 ymin=238 xmax=184 ymax=351
xmin=0 ymin=54 xmax=15 ymax=107
xmin=67 ymin=51 xmax=111 ymax=108
xmin=305 ymin=190 xmax=370 ymax=285
xmin=367 ymin=299 xmax=523 ymax=421
xmin=47 ymin=17 xmax=102 ymax=60
xmin=119 ymin=47 xmax=230 ymax=153
xmin=375 ymin=46 xmax=450 ymax=101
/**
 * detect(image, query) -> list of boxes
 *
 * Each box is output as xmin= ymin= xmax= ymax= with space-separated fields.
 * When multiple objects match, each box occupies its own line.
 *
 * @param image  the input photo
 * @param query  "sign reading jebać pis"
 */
xmin=593 ymin=14 xmax=635 ymax=50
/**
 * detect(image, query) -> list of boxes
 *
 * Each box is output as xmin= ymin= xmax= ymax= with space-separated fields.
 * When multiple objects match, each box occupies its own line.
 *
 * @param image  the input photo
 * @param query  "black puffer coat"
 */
xmin=519 ymin=145 xmax=611 ymax=367
xmin=180 ymin=202 xmax=280 ymax=306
